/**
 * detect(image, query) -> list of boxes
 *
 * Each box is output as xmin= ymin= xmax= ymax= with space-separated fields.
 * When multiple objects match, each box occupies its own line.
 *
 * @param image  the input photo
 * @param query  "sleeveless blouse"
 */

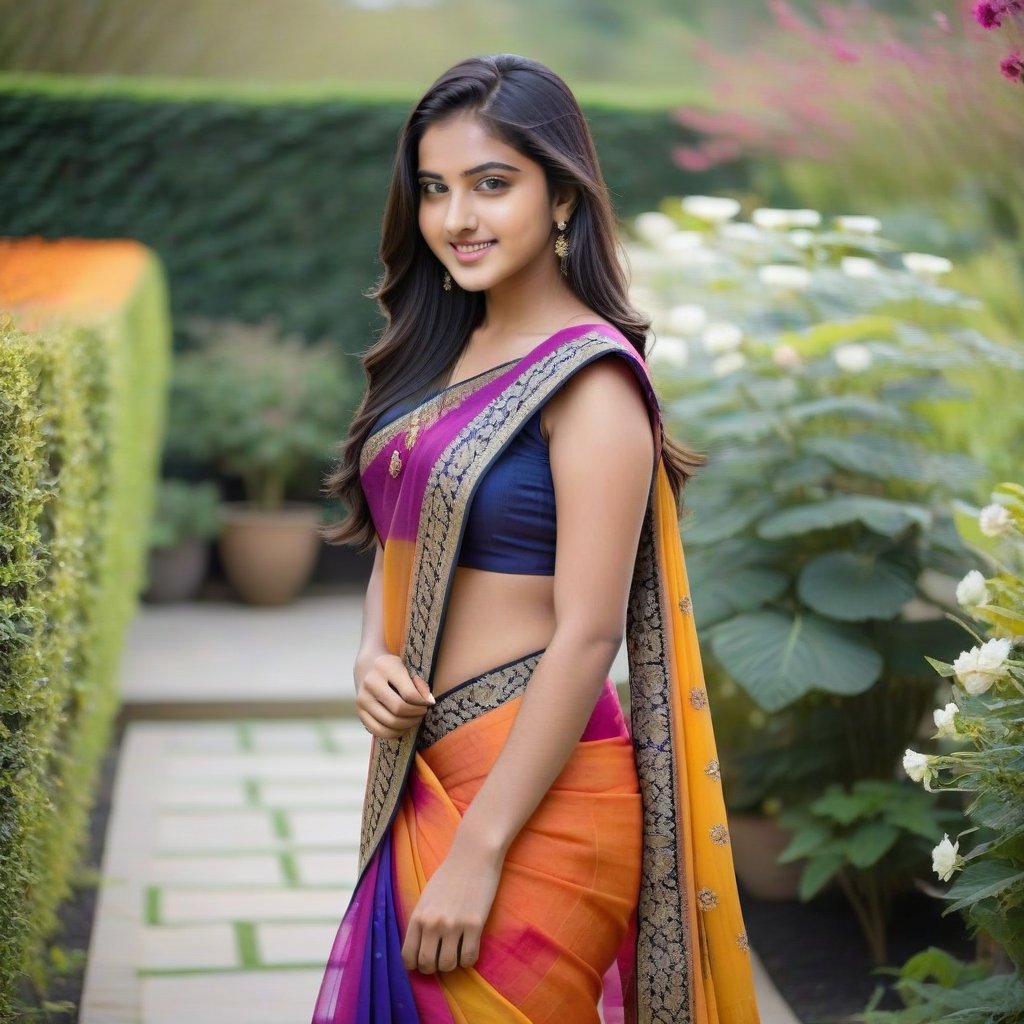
xmin=369 ymin=390 xmax=557 ymax=575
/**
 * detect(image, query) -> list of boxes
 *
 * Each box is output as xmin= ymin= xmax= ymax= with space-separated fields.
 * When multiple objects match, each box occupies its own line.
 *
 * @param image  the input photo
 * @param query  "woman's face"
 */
xmin=416 ymin=112 xmax=573 ymax=294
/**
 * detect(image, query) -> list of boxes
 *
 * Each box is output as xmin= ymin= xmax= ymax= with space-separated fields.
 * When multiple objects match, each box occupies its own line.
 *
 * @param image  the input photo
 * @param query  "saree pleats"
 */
xmin=313 ymin=325 xmax=761 ymax=1023
xmin=393 ymin=687 xmax=642 ymax=1022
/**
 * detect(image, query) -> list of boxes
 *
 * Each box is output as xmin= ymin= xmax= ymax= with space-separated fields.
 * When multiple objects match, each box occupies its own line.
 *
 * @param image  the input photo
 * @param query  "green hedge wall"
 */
xmin=0 ymin=73 xmax=746 ymax=352
xmin=0 ymin=255 xmax=170 ymax=1015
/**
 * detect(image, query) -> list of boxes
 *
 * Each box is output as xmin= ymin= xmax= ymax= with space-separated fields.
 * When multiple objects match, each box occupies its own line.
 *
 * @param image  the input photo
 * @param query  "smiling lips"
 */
xmin=451 ymin=239 xmax=496 ymax=263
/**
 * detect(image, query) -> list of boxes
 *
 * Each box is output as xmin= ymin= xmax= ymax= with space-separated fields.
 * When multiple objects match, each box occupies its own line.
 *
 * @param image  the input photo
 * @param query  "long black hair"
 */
xmin=322 ymin=53 xmax=704 ymax=550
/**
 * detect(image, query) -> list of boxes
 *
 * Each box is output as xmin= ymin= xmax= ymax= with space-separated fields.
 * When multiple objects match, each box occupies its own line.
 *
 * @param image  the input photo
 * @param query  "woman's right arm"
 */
xmin=353 ymin=541 xmax=435 ymax=738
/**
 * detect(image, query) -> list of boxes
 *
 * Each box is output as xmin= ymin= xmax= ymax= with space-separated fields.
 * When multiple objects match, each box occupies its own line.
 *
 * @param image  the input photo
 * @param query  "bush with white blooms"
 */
xmin=874 ymin=483 xmax=1024 ymax=1022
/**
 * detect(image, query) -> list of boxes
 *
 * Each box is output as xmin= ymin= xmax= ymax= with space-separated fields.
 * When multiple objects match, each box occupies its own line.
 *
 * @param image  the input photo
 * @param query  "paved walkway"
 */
xmin=80 ymin=591 xmax=800 ymax=1024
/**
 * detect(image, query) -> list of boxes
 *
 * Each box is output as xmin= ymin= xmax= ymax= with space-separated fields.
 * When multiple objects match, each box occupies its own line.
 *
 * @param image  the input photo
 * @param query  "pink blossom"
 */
xmin=934 ymin=11 xmax=951 ymax=33
xmin=831 ymin=40 xmax=861 ymax=61
xmin=973 ymin=0 xmax=1002 ymax=27
xmin=1000 ymin=49 xmax=1024 ymax=79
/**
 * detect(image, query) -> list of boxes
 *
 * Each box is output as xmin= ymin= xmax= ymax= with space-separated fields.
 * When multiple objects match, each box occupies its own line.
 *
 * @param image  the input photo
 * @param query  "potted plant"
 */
xmin=144 ymin=478 xmax=222 ymax=602
xmin=628 ymin=199 xmax=1022 ymax=944
xmin=167 ymin=317 xmax=355 ymax=605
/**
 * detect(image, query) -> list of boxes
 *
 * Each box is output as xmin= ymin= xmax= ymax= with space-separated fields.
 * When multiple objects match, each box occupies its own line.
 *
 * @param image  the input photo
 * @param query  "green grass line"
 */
xmin=139 ymin=960 xmax=327 ymax=977
xmin=236 ymin=722 xmax=254 ymax=751
xmin=144 ymin=887 xmax=161 ymax=926
xmin=244 ymin=778 xmax=260 ymax=806
xmin=270 ymin=809 xmax=290 ymax=840
xmin=234 ymin=921 xmax=260 ymax=969
xmin=279 ymin=851 xmax=300 ymax=886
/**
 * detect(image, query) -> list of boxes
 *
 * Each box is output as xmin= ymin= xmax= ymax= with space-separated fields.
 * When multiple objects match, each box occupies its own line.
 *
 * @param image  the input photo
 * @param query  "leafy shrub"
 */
xmin=0 ymin=241 xmax=169 ymax=1015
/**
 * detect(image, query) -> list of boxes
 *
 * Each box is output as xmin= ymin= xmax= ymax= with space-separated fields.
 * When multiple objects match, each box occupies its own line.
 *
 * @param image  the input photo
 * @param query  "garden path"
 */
xmin=79 ymin=589 xmax=800 ymax=1024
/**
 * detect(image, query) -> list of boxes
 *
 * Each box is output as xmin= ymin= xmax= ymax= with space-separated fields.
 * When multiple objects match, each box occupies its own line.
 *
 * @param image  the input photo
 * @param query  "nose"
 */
xmin=444 ymin=188 xmax=478 ymax=236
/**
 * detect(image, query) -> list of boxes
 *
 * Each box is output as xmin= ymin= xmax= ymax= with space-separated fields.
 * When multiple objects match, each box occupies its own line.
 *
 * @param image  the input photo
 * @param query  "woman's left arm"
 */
xmin=401 ymin=356 xmax=655 ymax=975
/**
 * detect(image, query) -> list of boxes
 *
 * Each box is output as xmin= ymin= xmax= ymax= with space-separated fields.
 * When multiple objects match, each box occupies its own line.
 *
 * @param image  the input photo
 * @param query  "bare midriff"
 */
xmin=430 ymin=566 xmax=556 ymax=699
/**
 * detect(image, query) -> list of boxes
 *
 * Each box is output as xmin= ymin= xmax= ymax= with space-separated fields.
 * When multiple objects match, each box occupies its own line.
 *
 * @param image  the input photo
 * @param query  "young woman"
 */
xmin=313 ymin=53 xmax=760 ymax=1024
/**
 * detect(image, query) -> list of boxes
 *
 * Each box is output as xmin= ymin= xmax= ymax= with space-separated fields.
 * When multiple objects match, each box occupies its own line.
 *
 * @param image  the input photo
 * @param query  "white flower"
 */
xmin=955 ymin=569 xmax=990 ymax=609
xmin=650 ymin=334 xmax=689 ymax=367
xmin=789 ymin=209 xmax=822 ymax=228
xmin=932 ymin=834 xmax=961 ymax=882
xmin=789 ymin=229 xmax=816 ymax=249
xmin=979 ymin=503 xmax=1013 ymax=537
xmin=835 ymin=215 xmax=882 ymax=234
xmin=682 ymin=195 xmax=741 ymax=223
xmin=758 ymin=264 xmax=812 ymax=290
xmin=712 ymin=352 xmax=747 ymax=377
xmin=933 ymin=702 xmax=960 ymax=739
xmin=953 ymin=637 xmax=1013 ymax=695
xmin=751 ymin=208 xmax=791 ymax=230
xmin=702 ymin=321 xmax=744 ymax=354
xmin=634 ymin=212 xmax=678 ymax=244
xmin=719 ymin=222 xmax=763 ymax=243
xmin=902 ymin=749 xmax=936 ymax=791
xmin=903 ymin=252 xmax=953 ymax=277
xmin=841 ymin=256 xmax=879 ymax=279
xmin=834 ymin=343 xmax=872 ymax=373
xmin=772 ymin=343 xmax=802 ymax=370
xmin=666 ymin=304 xmax=708 ymax=335
xmin=661 ymin=230 xmax=705 ymax=255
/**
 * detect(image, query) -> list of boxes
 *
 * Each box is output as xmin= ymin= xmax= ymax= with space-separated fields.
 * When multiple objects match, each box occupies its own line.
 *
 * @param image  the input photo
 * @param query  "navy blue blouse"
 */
xmin=369 ymin=396 xmax=556 ymax=576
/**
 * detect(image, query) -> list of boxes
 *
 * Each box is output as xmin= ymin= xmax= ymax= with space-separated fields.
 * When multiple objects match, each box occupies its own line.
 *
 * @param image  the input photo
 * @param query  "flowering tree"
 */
xmin=872 ymin=484 xmax=1024 ymax=1020
xmin=672 ymin=2 xmax=1024 ymax=225
xmin=971 ymin=0 xmax=1024 ymax=80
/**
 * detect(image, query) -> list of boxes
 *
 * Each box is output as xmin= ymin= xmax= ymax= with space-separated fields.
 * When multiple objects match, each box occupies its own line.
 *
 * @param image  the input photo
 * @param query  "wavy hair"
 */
xmin=322 ymin=53 xmax=704 ymax=550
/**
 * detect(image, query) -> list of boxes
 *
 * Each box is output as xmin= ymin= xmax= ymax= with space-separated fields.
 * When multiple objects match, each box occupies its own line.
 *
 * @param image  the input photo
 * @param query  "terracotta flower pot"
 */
xmin=144 ymin=537 xmax=211 ymax=602
xmin=728 ymin=812 xmax=805 ymax=901
xmin=218 ymin=501 xmax=322 ymax=606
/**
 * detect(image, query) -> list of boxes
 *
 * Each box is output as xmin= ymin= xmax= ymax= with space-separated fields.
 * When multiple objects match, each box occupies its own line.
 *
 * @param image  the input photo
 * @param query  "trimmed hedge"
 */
xmin=0 ymin=241 xmax=170 ymax=1015
xmin=0 ymin=72 xmax=747 ymax=351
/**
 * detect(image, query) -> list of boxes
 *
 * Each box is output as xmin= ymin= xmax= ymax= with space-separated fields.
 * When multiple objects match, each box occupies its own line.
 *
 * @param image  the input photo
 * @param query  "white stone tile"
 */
xmin=287 ymin=810 xmax=363 ymax=848
xmin=165 ymin=753 xmax=365 ymax=782
xmin=247 ymin=722 xmax=321 ymax=752
xmin=141 ymin=924 xmax=238 ymax=971
xmin=325 ymin=721 xmax=374 ymax=749
xmin=258 ymin=780 xmax=363 ymax=809
xmin=163 ymin=725 xmax=241 ymax=753
xmin=257 ymin=922 xmax=339 ymax=965
xmin=157 ymin=811 xmax=277 ymax=852
xmin=159 ymin=781 xmax=249 ymax=808
xmin=148 ymin=855 xmax=283 ymax=887
xmin=162 ymin=887 xmax=350 ymax=923
xmin=294 ymin=850 xmax=360 ymax=887
xmin=141 ymin=969 xmax=325 ymax=1024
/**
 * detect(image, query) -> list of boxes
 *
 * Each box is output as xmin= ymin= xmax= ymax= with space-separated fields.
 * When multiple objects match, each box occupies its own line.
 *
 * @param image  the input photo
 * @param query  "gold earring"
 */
xmin=554 ymin=221 xmax=570 ymax=275
xmin=442 ymin=269 xmax=452 ymax=292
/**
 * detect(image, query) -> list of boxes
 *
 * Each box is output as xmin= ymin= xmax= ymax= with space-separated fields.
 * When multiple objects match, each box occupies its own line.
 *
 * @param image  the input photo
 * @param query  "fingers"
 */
xmin=403 ymin=919 xmax=482 ymax=974
xmin=356 ymin=657 xmax=435 ymax=739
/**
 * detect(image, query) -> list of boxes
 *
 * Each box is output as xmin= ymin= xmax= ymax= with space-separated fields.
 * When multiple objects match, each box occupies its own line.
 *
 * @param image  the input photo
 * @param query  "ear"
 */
xmin=551 ymin=186 xmax=579 ymax=228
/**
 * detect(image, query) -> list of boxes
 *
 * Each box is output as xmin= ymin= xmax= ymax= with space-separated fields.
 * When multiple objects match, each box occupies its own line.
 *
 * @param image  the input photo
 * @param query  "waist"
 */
xmin=431 ymin=566 xmax=555 ymax=697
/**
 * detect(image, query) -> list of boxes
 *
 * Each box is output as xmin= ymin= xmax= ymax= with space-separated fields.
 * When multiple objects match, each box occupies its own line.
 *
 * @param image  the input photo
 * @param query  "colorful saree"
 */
xmin=312 ymin=323 xmax=760 ymax=1024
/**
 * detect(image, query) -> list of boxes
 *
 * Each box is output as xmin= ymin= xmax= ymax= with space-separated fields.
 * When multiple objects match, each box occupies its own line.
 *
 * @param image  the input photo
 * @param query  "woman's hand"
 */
xmin=355 ymin=653 xmax=434 ymax=739
xmin=401 ymin=834 xmax=503 ymax=974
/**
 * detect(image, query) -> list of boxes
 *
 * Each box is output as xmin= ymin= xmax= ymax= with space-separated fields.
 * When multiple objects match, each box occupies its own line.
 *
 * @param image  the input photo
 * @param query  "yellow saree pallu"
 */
xmin=311 ymin=324 xmax=761 ymax=1024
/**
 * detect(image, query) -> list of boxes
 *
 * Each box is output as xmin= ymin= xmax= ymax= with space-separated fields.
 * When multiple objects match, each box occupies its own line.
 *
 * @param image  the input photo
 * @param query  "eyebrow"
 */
xmin=416 ymin=161 xmax=522 ymax=180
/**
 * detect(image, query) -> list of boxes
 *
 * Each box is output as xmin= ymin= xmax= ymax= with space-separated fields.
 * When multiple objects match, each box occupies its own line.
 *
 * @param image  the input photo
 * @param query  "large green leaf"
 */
xmin=802 ymin=435 xmax=931 ymax=483
xmin=799 ymin=851 xmax=845 ymax=900
xmin=785 ymin=395 xmax=910 ymax=426
xmin=875 ymin=619 xmax=967 ymax=679
xmin=704 ymin=409 xmax=779 ymax=442
xmin=709 ymin=611 xmax=882 ymax=712
xmin=683 ymin=494 xmax=780 ymax=546
xmin=772 ymin=456 xmax=835 ymax=493
xmin=757 ymin=496 xmax=932 ymax=540
xmin=945 ymin=860 xmax=1024 ymax=914
xmin=845 ymin=821 xmax=900 ymax=869
xmin=797 ymin=550 xmax=917 ymax=621
xmin=689 ymin=566 xmax=789 ymax=630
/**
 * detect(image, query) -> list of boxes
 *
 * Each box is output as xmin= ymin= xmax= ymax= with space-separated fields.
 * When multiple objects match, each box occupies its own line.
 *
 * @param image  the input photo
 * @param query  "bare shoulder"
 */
xmin=542 ymin=350 xmax=651 ymax=452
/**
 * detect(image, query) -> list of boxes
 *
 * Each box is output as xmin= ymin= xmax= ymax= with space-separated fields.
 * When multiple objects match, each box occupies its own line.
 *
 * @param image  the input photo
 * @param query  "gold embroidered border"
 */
xmin=357 ymin=331 xmax=634 ymax=869
xmin=417 ymin=651 xmax=543 ymax=749
xmin=359 ymin=362 xmax=517 ymax=473
xmin=625 ymin=500 xmax=694 ymax=1021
